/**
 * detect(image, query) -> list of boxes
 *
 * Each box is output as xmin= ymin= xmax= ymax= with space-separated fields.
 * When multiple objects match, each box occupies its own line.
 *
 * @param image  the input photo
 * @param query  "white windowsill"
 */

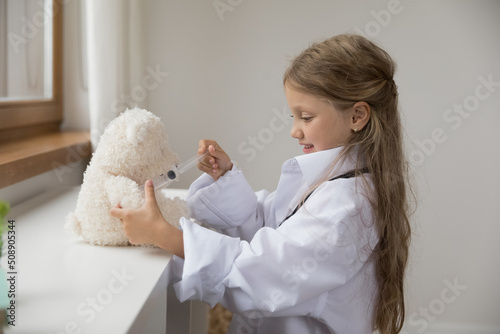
xmin=1 ymin=186 xmax=203 ymax=333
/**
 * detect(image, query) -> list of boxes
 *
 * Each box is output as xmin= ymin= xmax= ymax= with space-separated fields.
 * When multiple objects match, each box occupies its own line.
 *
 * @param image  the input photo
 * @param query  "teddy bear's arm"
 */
xmin=104 ymin=174 xmax=144 ymax=210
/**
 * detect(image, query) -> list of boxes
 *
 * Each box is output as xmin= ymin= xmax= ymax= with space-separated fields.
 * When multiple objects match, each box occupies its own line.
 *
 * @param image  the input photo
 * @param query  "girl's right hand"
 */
xmin=198 ymin=140 xmax=233 ymax=181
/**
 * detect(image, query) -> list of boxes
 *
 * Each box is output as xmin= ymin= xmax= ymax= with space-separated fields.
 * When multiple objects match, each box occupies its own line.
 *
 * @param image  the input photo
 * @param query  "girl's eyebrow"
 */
xmin=292 ymin=105 xmax=314 ymax=114
xmin=297 ymin=107 xmax=316 ymax=115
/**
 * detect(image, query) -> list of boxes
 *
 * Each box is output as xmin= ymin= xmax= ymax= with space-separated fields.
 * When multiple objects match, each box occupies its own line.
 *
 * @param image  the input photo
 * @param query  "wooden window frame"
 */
xmin=0 ymin=1 xmax=90 ymax=189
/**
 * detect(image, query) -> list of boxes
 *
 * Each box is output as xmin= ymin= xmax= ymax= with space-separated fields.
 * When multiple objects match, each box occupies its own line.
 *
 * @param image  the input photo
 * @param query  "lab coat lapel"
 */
xmin=294 ymin=147 xmax=344 ymax=188
xmin=273 ymin=158 xmax=306 ymax=226
xmin=273 ymin=147 xmax=350 ymax=225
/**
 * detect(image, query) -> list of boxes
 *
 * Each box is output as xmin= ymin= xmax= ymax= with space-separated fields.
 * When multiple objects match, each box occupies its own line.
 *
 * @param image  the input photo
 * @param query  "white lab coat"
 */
xmin=171 ymin=147 xmax=379 ymax=334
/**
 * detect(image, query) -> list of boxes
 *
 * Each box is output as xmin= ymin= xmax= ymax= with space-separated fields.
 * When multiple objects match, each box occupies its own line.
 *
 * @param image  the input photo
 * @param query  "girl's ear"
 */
xmin=350 ymin=101 xmax=371 ymax=132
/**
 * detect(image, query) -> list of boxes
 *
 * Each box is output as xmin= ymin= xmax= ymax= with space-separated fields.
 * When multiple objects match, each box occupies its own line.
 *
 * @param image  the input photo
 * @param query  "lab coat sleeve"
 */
xmin=186 ymin=166 xmax=275 ymax=240
xmin=173 ymin=179 xmax=379 ymax=318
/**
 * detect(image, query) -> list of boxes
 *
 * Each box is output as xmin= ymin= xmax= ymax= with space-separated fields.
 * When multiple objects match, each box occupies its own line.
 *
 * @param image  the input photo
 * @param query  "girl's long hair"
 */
xmin=283 ymin=34 xmax=412 ymax=334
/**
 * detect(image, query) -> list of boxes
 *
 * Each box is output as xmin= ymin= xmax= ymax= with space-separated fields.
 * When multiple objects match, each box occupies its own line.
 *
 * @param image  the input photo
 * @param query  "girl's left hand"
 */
xmin=110 ymin=180 xmax=166 ymax=245
xmin=110 ymin=180 xmax=185 ymax=258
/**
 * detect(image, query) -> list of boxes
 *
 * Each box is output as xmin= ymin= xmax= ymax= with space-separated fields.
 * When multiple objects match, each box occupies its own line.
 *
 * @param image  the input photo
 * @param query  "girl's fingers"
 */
xmin=144 ymin=180 xmax=159 ymax=209
xmin=198 ymin=139 xmax=215 ymax=155
xmin=110 ymin=204 xmax=125 ymax=219
xmin=197 ymin=140 xmax=232 ymax=180
xmin=197 ymin=142 xmax=217 ymax=167
xmin=198 ymin=161 xmax=218 ymax=175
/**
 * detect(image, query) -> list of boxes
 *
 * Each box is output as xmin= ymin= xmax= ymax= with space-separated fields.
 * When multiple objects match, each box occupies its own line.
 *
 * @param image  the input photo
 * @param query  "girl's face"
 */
xmin=285 ymin=85 xmax=352 ymax=154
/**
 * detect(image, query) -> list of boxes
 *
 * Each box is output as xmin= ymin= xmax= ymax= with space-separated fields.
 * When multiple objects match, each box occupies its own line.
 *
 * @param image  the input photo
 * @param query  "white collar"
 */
xmin=292 ymin=146 xmax=357 ymax=187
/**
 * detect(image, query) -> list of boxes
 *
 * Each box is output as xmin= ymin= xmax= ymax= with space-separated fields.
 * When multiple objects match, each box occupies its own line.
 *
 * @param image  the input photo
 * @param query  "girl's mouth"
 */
xmin=303 ymin=144 xmax=314 ymax=153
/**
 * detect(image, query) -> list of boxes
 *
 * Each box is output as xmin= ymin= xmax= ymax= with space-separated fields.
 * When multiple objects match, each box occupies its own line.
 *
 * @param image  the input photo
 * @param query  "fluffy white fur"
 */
xmin=66 ymin=107 xmax=190 ymax=246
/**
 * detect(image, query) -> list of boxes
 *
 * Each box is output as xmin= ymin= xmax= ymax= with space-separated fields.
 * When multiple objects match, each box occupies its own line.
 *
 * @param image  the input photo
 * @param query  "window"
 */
xmin=0 ymin=0 xmax=90 ymax=188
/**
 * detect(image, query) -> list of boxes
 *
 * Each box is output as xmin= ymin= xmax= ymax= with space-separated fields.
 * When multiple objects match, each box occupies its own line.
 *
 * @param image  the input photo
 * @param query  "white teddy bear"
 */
xmin=66 ymin=107 xmax=190 ymax=246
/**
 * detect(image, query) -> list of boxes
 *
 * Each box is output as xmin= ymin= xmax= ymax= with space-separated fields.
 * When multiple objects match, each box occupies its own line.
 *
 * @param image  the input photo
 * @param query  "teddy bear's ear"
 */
xmin=126 ymin=121 xmax=148 ymax=146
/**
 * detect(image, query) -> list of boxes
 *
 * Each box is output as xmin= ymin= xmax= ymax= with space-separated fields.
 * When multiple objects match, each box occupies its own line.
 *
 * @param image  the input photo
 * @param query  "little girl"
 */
xmin=111 ymin=34 xmax=412 ymax=334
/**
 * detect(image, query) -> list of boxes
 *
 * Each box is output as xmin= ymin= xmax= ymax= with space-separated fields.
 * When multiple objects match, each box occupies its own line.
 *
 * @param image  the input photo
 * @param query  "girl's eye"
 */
xmin=301 ymin=117 xmax=313 ymax=122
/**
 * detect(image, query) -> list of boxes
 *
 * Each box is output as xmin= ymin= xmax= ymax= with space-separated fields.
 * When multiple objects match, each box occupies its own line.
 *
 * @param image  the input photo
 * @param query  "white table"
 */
xmin=1 ymin=186 xmax=206 ymax=334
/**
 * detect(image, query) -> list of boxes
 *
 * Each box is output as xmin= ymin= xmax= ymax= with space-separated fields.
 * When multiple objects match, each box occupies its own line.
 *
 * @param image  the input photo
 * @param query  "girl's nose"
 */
xmin=290 ymin=122 xmax=303 ymax=139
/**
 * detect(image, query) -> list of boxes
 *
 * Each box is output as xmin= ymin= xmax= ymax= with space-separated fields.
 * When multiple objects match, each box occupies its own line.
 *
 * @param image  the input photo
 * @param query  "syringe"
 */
xmin=139 ymin=152 xmax=208 ymax=191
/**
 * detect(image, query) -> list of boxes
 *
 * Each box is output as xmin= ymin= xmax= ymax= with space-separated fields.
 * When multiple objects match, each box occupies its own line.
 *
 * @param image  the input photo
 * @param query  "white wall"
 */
xmin=141 ymin=0 xmax=500 ymax=332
